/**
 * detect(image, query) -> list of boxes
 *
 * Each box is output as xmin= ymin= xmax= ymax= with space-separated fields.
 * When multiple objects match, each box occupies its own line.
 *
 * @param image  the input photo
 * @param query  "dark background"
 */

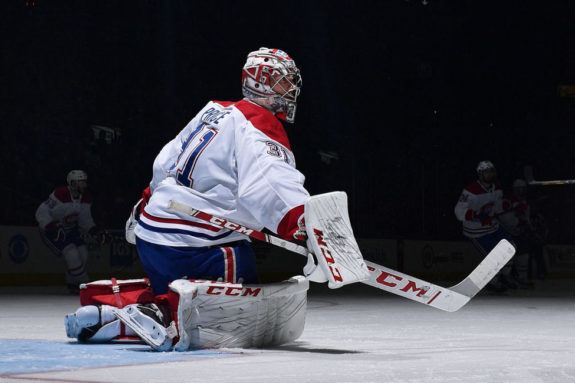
xmin=2 ymin=0 xmax=574 ymax=242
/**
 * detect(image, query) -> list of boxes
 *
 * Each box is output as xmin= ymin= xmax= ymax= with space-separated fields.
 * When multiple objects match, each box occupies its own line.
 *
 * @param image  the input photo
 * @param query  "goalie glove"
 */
xmin=277 ymin=206 xmax=307 ymax=241
xmin=293 ymin=215 xmax=307 ymax=241
xmin=304 ymin=192 xmax=369 ymax=288
xmin=125 ymin=198 xmax=144 ymax=245
xmin=303 ymin=251 xmax=328 ymax=283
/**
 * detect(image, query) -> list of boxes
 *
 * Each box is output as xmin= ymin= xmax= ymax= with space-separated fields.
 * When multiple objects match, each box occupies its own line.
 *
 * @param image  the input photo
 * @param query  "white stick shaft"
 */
xmin=167 ymin=200 xmax=514 ymax=312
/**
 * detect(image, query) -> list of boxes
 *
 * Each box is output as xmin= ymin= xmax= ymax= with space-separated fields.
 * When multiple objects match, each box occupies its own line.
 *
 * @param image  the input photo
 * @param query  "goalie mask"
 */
xmin=241 ymin=47 xmax=302 ymax=123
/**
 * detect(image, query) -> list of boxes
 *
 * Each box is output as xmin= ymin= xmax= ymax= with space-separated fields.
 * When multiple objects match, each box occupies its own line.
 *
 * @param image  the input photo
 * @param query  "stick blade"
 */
xmin=450 ymin=239 xmax=516 ymax=298
xmin=362 ymin=260 xmax=471 ymax=312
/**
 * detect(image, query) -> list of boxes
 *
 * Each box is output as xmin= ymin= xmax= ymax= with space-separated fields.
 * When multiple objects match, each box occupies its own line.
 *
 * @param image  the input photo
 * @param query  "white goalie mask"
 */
xmin=241 ymin=47 xmax=302 ymax=123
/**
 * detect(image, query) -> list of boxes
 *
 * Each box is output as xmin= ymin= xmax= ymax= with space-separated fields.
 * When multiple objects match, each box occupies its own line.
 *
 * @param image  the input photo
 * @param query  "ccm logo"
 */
xmin=205 ymin=285 xmax=262 ymax=297
xmin=210 ymin=217 xmax=254 ymax=235
xmin=367 ymin=266 xmax=429 ymax=297
xmin=313 ymin=228 xmax=343 ymax=282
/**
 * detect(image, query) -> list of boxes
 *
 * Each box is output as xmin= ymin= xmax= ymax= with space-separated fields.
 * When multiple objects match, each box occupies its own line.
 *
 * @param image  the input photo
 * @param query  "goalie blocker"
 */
xmin=303 ymin=192 xmax=369 ymax=288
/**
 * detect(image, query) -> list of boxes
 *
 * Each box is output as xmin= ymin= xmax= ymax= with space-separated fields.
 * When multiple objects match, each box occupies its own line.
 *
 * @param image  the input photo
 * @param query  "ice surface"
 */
xmin=1 ymin=282 xmax=574 ymax=383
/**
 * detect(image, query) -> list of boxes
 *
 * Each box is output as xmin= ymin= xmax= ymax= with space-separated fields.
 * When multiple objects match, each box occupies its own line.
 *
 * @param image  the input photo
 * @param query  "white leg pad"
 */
xmin=170 ymin=276 xmax=309 ymax=350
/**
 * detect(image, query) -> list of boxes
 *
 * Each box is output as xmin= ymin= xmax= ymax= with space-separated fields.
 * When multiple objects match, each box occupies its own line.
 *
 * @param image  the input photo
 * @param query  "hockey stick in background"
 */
xmin=167 ymin=200 xmax=515 ymax=312
xmin=524 ymin=165 xmax=575 ymax=186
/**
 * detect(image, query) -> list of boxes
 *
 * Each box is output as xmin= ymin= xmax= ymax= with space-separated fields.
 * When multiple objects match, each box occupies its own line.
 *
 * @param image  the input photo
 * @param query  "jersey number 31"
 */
xmin=175 ymin=123 xmax=218 ymax=188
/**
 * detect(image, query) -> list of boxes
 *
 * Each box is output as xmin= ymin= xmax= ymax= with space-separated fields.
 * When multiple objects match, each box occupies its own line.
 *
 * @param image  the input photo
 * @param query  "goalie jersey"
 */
xmin=135 ymin=99 xmax=310 ymax=247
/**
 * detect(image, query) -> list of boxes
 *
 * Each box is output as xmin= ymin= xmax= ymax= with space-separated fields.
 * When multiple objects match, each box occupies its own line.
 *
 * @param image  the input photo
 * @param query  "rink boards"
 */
xmin=0 ymin=225 xmax=574 ymax=286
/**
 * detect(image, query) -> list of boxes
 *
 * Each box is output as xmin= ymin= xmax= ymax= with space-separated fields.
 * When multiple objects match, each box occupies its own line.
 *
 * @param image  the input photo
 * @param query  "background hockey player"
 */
xmin=499 ymin=178 xmax=548 ymax=287
xmin=454 ymin=161 xmax=515 ymax=292
xmin=36 ymin=170 xmax=110 ymax=293
xmin=132 ymin=47 xmax=309 ymax=295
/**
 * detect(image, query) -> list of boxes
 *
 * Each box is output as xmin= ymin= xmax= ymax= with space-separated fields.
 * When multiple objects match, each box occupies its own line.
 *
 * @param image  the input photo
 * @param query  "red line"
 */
xmin=427 ymin=291 xmax=441 ymax=305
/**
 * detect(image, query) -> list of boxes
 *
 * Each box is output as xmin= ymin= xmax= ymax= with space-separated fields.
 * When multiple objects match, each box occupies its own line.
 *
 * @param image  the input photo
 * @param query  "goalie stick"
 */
xmin=524 ymin=165 xmax=575 ymax=186
xmin=167 ymin=200 xmax=515 ymax=312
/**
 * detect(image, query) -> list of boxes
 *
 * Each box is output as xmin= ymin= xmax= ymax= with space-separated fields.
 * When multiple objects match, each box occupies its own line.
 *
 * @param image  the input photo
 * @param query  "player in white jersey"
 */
xmin=133 ymin=47 xmax=309 ymax=295
xmin=36 ymin=170 xmax=110 ymax=293
xmin=454 ymin=161 xmax=515 ymax=292
xmin=498 ymin=179 xmax=536 ymax=288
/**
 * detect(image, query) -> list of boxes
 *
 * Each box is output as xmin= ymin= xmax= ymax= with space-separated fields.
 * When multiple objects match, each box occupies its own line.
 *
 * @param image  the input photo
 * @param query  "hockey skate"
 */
xmin=114 ymin=304 xmax=177 ymax=352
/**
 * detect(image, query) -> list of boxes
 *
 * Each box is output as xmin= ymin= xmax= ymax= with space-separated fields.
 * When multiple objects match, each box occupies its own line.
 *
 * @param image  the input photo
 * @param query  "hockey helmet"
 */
xmin=476 ymin=160 xmax=497 ymax=184
xmin=67 ymin=170 xmax=88 ymax=186
xmin=241 ymin=47 xmax=302 ymax=123
xmin=476 ymin=160 xmax=495 ymax=174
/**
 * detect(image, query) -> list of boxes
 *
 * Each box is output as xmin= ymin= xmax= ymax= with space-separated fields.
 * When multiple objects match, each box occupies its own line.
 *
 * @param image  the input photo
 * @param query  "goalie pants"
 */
xmin=135 ymin=237 xmax=259 ymax=295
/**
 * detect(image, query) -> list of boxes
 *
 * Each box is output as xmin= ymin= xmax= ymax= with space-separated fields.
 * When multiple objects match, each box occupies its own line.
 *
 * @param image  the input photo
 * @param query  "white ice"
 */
xmin=1 ymin=282 xmax=574 ymax=383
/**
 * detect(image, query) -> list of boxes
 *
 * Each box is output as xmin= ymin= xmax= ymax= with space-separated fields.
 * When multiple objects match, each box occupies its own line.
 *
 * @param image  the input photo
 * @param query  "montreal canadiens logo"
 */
xmin=9 ymin=235 xmax=29 ymax=264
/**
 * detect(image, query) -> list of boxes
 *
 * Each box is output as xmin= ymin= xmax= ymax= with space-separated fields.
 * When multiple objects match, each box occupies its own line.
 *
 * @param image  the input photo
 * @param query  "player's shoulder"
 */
xmin=464 ymin=181 xmax=502 ymax=195
xmin=81 ymin=192 xmax=93 ymax=204
xmin=217 ymin=99 xmax=291 ymax=150
xmin=53 ymin=186 xmax=72 ymax=202
xmin=463 ymin=181 xmax=485 ymax=195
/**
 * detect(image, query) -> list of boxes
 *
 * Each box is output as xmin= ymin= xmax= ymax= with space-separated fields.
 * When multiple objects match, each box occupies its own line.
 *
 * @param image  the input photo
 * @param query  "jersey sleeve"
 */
xmin=35 ymin=192 xmax=60 ymax=229
xmin=235 ymin=119 xmax=309 ymax=237
xmin=149 ymin=136 xmax=182 ymax=193
xmin=454 ymin=189 xmax=473 ymax=222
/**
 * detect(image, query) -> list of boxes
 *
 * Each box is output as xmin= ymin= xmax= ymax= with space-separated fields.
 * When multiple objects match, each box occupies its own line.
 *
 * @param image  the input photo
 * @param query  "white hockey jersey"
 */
xmin=35 ymin=186 xmax=96 ymax=233
xmin=497 ymin=194 xmax=530 ymax=236
xmin=135 ymin=99 xmax=310 ymax=247
xmin=454 ymin=181 xmax=504 ymax=238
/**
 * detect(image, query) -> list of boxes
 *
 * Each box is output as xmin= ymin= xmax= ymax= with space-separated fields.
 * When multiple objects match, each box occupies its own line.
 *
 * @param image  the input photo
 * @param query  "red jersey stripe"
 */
xmin=141 ymin=210 xmax=221 ymax=232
